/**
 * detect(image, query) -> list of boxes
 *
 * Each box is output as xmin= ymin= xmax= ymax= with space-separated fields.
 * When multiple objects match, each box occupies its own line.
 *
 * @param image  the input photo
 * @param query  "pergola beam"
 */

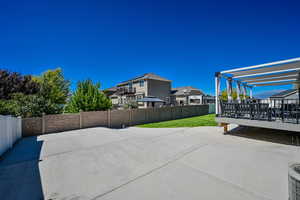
xmin=233 ymin=68 xmax=300 ymax=78
xmin=221 ymin=57 xmax=300 ymax=74
xmin=237 ymin=71 xmax=299 ymax=81
xmin=246 ymin=75 xmax=298 ymax=83
xmin=251 ymin=80 xmax=298 ymax=87
xmin=249 ymin=79 xmax=297 ymax=85
xmin=231 ymin=61 xmax=300 ymax=77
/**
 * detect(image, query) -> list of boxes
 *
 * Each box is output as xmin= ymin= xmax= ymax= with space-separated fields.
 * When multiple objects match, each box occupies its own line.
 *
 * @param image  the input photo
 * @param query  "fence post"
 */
xmin=107 ymin=109 xmax=111 ymax=128
xmin=17 ymin=116 xmax=22 ymax=139
xmin=5 ymin=116 xmax=12 ymax=149
xmin=42 ymin=113 xmax=46 ymax=134
xmin=129 ymin=109 xmax=133 ymax=126
xmin=79 ymin=110 xmax=83 ymax=129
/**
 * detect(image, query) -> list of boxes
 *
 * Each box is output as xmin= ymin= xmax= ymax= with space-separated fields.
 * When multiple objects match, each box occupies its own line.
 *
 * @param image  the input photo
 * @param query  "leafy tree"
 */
xmin=65 ymin=79 xmax=112 ymax=113
xmin=220 ymin=89 xmax=247 ymax=101
xmin=34 ymin=68 xmax=70 ymax=114
xmin=0 ymin=68 xmax=70 ymax=117
xmin=0 ymin=69 xmax=40 ymax=99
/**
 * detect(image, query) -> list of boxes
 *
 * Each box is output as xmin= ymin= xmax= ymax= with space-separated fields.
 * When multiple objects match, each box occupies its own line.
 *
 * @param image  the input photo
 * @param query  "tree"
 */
xmin=220 ymin=89 xmax=247 ymax=101
xmin=0 ymin=68 xmax=70 ymax=117
xmin=34 ymin=68 xmax=70 ymax=114
xmin=0 ymin=93 xmax=47 ymax=118
xmin=0 ymin=69 xmax=40 ymax=99
xmin=65 ymin=79 xmax=112 ymax=113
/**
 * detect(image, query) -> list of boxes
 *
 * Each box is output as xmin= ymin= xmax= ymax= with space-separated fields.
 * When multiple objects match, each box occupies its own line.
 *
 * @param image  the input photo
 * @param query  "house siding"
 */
xmin=147 ymin=79 xmax=171 ymax=104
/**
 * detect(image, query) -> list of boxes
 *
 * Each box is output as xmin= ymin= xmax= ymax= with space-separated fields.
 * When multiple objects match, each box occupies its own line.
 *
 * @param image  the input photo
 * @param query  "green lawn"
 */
xmin=136 ymin=114 xmax=217 ymax=128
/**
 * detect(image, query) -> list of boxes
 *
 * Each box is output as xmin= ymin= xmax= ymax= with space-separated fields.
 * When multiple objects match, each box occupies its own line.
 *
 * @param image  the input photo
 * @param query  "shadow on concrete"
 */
xmin=227 ymin=126 xmax=300 ymax=146
xmin=0 ymin=136 xmax=44 ymax=200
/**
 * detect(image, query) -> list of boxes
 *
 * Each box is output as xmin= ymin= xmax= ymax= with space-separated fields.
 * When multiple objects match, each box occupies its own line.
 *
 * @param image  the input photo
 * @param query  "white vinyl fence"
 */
xmin=0 ymin=115 xmax=22 ymax=156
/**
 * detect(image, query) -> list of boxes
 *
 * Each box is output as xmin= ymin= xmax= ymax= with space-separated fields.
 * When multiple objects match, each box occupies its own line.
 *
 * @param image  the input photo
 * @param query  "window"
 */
xmin=190 ymin=99 xmax=200 ymax=104
xmin=139 ymin=80 xmax=144 ymax=87
xmin=138 ymin=95 xmax=144 ymax=99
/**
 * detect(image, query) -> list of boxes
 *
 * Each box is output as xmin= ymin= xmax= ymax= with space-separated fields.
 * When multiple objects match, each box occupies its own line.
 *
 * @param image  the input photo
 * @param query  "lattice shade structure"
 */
xmin=215 ymin=57 xmax=300 ymax=115
xmin=215 ymin=57 xmax=300 ymax=134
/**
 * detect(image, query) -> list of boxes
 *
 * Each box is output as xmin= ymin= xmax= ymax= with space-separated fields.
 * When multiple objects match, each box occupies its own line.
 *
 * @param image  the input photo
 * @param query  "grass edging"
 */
xmin=136 ymin=114 xmax=217 ymax=128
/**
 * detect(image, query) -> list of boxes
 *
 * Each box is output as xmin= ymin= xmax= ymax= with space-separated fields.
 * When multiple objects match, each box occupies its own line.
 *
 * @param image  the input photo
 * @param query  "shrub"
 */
xmin=0 ymin=93 xmax=46 ymax=117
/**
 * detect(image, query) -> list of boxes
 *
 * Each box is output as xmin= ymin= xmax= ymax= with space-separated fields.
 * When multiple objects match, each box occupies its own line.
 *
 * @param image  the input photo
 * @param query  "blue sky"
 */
xmin=1 ymin=0 xmax=300 ymax=95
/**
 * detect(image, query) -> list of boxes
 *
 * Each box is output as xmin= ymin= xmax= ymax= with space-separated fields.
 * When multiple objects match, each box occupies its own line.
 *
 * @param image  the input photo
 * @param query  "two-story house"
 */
xmin=171 ymin=86 xmax=205 ymax=105
xmin=106 ymin=73 xmax=171 ymax=108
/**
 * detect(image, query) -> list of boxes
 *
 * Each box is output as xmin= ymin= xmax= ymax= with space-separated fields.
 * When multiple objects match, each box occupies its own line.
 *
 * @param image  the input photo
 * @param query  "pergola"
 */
xmin=215 ymin=57 xmax=300 ymax=133
xmin=215 ymin=57 xmax=300 ymax=115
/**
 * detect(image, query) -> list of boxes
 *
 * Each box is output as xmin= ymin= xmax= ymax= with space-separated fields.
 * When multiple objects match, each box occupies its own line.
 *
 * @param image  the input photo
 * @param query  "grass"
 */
xmin=136 ymin=114 xmax=217 ymax=128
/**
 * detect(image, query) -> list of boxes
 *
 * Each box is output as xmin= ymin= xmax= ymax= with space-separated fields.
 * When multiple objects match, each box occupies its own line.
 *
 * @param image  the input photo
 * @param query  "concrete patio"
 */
xmin=0 ymin=126 xmax=300 ymax=200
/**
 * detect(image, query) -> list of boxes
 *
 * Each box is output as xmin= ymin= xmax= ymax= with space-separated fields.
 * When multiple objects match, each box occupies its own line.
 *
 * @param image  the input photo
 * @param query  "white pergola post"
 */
xmin=215 ymin=72 xmax=221 ymax=115
xmin=226 ymin=78 xmax=233 ymax=102
xmin=297 ymin=72 xmax=300 ymax=100
xmin=236 ymin=81 xmax=241 ymax=102
xmin=249 ymin=87 xmax=253 ymax=99
xmin=243 ymin=85 xmax=247 ymax=100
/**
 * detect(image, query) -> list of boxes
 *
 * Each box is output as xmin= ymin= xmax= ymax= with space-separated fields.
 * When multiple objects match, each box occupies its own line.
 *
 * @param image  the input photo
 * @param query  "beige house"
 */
xmin=171 ymin=86 xmax=204 ymax=105
xmin=106 ymin=73 xmax=171 ymax=108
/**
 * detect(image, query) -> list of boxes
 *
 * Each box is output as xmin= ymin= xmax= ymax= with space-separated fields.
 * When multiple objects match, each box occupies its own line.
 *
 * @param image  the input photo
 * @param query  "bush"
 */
xmin=0 ymin=93 xmax=46 ymax=117
xmin=123 ymin=101 xmax=138 ymax=109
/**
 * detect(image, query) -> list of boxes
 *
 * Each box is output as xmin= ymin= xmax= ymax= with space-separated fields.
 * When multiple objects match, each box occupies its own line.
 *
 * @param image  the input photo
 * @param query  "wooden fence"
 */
xmin=22 ymin=105 xmax=209 ymax=137
xmin=0 ymin=115 xmax=22 ymax=156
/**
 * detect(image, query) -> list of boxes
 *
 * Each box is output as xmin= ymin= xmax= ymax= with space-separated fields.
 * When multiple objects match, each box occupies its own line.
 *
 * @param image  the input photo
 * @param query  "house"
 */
xmin=106 ymin=73 xmax=171 ymax=108
xmin=267 ymin=88 xmax=299 ymax=106
xmin=171 ymin=86 xmax=204 ymax=105
xmin=202 ymin=95 xmax=216 ymax=104
xmin=269 ymin=89 xmax=299 ymax=100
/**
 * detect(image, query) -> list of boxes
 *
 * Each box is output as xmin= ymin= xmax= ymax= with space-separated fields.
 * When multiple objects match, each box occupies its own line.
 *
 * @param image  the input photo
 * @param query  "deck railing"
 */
xmin=218 ymin=99 xmax=300 ymax=124
xmin=116 ymin=87 xmax=136 ymax=95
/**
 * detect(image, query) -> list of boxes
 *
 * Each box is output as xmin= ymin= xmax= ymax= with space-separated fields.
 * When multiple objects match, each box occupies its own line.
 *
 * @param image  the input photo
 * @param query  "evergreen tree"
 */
xmin=65 ymin=80 xmax=112 ymax=113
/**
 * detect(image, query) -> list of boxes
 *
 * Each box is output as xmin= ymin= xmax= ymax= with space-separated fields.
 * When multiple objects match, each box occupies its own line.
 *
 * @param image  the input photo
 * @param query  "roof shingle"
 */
xmin=270 ymin=89 xmax=297 ymax=98
xmin=172 ymin=86 xmax=204 ymax=96
xmin=118 ymin=73 xmax=171 ymax=86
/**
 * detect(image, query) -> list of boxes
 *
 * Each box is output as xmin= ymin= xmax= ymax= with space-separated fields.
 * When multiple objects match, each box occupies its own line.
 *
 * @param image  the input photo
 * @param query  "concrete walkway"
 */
xmin=0 ymin=126 xmax=299 ymax=200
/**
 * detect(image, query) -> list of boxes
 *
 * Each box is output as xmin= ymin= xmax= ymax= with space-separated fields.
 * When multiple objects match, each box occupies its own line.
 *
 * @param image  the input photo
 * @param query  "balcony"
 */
xmin=116 ymin=87 xmax=136 ymax=95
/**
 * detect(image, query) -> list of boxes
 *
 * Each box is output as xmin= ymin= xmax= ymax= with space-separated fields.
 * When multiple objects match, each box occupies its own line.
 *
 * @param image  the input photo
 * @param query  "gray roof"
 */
xmin=270 ymin=89 xmax=298 ymax=98
xmin=172 ymin=86 xmax=204 ymax=96
xmin=104 ymin=86 xmax=117 ymax=92
xmin=118 ymin=73 xmax=171 ymax=86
